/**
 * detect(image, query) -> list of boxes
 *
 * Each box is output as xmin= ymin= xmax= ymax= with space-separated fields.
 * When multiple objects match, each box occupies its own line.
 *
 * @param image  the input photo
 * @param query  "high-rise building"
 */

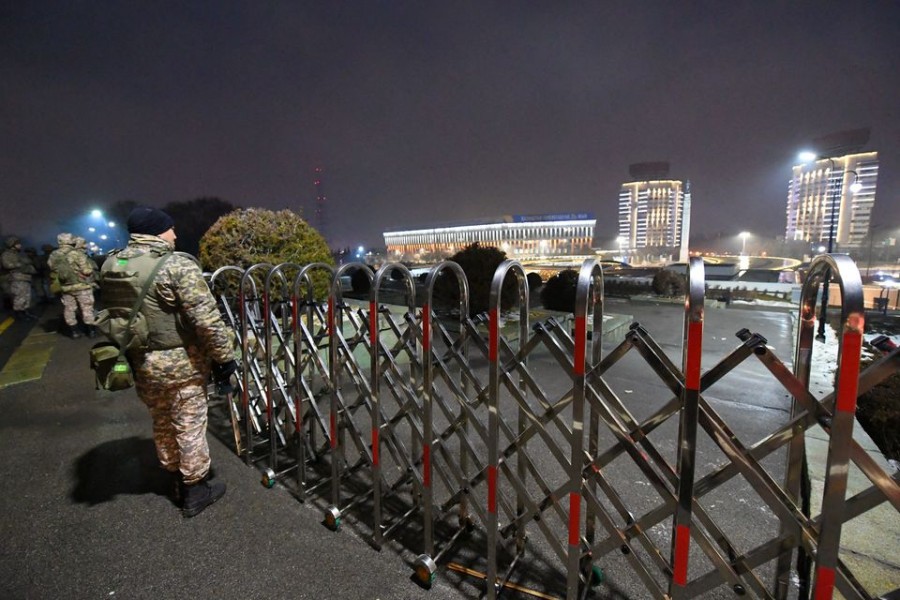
xmin=617 ymin=162 xmax=691 ymax=264
xmin=786 ymin=152 xmax=878 ymax=250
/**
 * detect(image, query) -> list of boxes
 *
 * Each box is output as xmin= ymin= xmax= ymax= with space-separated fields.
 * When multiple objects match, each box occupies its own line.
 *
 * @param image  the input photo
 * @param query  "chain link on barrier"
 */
xmin=208 ymin=254 xmax=898 ymax=600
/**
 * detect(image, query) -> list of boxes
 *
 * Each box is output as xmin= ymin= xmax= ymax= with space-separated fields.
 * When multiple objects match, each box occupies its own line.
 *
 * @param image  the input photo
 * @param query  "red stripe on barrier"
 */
xmin=568 ymin=492 xmax=581 ymax=546
xmin=673 ymin=524 xmax=690 ymax=586
xmin=329 ymin=411 xmax=336 ymax=449
xmin=327 ymin=298 xmax=334 ymax=336
xmin=291 ymin=297 xmax=298 ymax=328
xmin=488 ymin=465 xmax=497 ymax=514
xmin=489 ymin=309 xmax=498 ymax=363
xmin=685 ymin=321 xmax=703 ymax=391
xmin=835 ymin=330 xmax=863 ymax=414
xmin=423 ymin=445 xmax=431 ymax=487
xmin=573 ymin=315 xmax=586 ymax=376
xmin=369 ymin=300 xmax=377 ymax=342
xmin=372 ymin=426 xmax=379 ymax=466
xmin=814 ymin=566 xmax=836 ymax=600
xmin=423 ymin=305 xmax=431 ymax=352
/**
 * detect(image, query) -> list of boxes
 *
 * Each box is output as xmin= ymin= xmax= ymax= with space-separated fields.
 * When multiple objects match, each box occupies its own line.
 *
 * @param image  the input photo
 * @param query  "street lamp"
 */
xmin=798 ymin=152 xmax=861 ymax=340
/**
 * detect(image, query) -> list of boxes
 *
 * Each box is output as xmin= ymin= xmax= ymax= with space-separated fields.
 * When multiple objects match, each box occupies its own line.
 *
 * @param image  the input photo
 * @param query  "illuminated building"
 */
xmin=786 ymin=151 xmax=878 ymax=250
xmin=617 ymin=162 xmax=691 ymax=264
xmin=384 ymin=213 xmax=596 ymax=260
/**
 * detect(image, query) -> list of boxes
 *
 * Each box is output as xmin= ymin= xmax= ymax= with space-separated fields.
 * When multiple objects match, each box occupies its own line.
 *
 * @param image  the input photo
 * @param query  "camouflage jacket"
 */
xmin=1 ymin=248 xmax=37 ymax=282
xmin=48 ymin=246 xmax=96 ymax=292
xmin=107 ymin=234 xmax=234 ymax=385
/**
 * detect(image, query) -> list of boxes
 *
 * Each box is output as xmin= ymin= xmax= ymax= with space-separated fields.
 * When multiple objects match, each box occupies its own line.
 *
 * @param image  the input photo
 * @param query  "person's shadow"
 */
xmin=70 ymin=436 xmax=173 ymax=505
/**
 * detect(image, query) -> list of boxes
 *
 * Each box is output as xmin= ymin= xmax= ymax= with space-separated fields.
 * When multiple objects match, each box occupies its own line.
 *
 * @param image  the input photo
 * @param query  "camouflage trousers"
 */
xmin=60 ymin=289 xmax=95 ymax=326
xmin=137 ymin=378 xmax=211 ymax=484
xmin=8 ymin=280 xmax=31 ymax=311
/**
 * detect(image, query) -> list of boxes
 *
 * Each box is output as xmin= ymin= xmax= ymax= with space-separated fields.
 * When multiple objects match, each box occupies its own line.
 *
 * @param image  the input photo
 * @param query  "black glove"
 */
xmin=212 ymin=360 xmax=238 ymax=395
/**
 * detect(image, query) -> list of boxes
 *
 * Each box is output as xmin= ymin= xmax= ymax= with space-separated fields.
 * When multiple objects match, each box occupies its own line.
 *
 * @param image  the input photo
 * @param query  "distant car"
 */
xmin=871 ymin=272 xmax=898 ymax=284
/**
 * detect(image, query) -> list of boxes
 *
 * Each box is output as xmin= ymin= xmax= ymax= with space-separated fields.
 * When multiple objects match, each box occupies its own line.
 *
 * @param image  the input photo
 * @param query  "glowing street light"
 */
xmin=739 ymin=231 xmax=751 ymax=256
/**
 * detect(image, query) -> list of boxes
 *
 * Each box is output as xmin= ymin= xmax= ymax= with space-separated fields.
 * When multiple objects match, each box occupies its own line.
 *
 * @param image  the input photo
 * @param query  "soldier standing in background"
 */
xmin=48 ymin=233 xmax=97 ymax=338
xmin=24 ymin=247 xmax=46 ymax=305
xmin=98 ymin=206 xmax=237 ymax=518
xmin=74 ymin=236 xmax=100 ymax=285
xmin=1 ymin=236 xmax=38 ymax=320
xmin=39 ymin=244 xmax=56 ymax=302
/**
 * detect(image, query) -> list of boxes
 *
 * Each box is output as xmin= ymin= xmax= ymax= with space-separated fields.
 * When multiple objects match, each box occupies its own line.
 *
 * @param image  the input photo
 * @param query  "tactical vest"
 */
xmin=100 ymin=249 xmax=196 ymax=351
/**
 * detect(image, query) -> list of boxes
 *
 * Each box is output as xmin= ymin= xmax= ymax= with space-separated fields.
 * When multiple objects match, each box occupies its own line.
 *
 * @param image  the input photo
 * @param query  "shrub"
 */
xmin=350 ymin=266 xmax=373 ymax=293
xmin=526 ymin=272 xmax=543 ymax=291
xmin=199 ymin=208 xmax=333 ymax=299
xmin=541 ymin=269 xmax=579 ymax=312
xmin=433 ymin=243 xmax=517 ymax=316
xmin=652 ymin=270 xmax=686 ymax=297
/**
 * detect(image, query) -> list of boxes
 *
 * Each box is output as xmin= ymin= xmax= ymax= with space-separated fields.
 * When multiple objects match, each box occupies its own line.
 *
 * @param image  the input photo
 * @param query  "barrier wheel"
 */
xmin=590 ymin=565 xmax=605 ymax=586
xmin=413 ymin=554 xmax=437 ymax=587
xmin=324 ymin=506 xmax=342 ymax=531
xmin=261 ymin=468 xmax=276 ymax=488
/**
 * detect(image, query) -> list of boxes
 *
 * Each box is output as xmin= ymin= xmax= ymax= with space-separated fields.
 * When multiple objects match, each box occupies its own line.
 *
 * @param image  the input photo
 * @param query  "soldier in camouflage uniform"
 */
xmin=38 ymin=244 xmax=56 ymax=301
xmin=99 ymin=206 xmax=236 ymax=518
xmin=1 ymin=236 xmax=38 ymax=320
xmin=48 ymin=233 xmax=97 ymax=338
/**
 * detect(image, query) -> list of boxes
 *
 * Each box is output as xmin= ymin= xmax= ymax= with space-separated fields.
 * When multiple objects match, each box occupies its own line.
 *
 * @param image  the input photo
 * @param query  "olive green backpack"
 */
xmin=90 ymin=253 xmax=173 ymax=391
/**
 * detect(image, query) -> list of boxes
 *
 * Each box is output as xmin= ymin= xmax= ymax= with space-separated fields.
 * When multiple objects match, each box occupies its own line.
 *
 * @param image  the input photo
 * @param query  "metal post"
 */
xmin=816 ymin=159 xmax=837 ymax=342
xmin=668 ymin=257 xmax=705 ymax=599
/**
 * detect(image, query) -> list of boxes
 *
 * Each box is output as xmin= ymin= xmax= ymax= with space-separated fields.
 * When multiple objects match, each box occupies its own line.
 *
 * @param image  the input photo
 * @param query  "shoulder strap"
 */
xmin=117 ymin=252 xmax=174 ymax=358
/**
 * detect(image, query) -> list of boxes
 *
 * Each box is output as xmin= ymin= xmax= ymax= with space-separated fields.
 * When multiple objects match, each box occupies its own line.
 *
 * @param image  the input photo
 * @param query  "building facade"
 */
xmin=384 ymin=213 xmax=596 ymax=261
xmin=785 ymin=152 xmax=878 ymax=250
xmin=617 ymin=163 xmax=691 ymax=264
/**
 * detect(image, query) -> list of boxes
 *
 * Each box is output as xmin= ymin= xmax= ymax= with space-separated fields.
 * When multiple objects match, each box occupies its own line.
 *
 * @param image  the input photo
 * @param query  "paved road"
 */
xmin=0 ymin=300 xmax=895 ymax=599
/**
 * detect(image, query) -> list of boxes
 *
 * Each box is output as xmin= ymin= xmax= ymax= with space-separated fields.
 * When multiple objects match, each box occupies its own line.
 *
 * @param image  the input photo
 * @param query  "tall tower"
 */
xmin=786 ymin=128 xmax=878 ymax=251
xmin=313 ymin=165 xmax=328 ymax=244
xmin=618 ymin=162 xmax=690 ymax=264
xmin=786 ymin=152 xmax=878 ymax=250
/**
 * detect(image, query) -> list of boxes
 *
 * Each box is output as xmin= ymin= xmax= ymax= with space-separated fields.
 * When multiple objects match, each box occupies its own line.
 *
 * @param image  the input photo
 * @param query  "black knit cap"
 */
xmin=127 ymin=206 xmax=174 ymax=236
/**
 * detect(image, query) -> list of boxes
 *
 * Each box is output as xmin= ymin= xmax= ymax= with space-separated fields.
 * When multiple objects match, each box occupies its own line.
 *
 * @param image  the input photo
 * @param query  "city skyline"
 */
xmin=2 ymin=3 xmax=899 ymax=250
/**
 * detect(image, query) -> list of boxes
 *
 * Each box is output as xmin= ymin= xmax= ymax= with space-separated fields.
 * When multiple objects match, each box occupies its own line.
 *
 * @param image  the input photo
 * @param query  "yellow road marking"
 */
xmin=0 ymin=317 xmax=13 ymax=335
xmin=0 ymin=331 xmax=57 ymax=389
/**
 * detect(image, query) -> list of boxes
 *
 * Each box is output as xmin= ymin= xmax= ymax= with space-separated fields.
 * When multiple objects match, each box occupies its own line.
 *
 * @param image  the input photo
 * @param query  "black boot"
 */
xmin=168 ymin=470 xmax=183 ymax=507
xmin=64 ymin=324 xmax=82 ymax=339
xmin=181 ymin=474 xmax=226 ymax=518
xmin=14 ymin=310 xmax=37 ymax=321
xmin=86 ymin=325 xmax=98 ymax=339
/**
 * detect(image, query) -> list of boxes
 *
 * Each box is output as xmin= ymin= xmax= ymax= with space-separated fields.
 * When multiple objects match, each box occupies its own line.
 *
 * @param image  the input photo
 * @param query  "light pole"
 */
xmin=798 ymin=153 xmax=861 ymax=340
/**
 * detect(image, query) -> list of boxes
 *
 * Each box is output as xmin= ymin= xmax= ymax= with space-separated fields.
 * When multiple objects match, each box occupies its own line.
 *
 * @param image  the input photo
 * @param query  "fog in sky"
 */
xmin=2 ymin=1 xmax=899 ymax=250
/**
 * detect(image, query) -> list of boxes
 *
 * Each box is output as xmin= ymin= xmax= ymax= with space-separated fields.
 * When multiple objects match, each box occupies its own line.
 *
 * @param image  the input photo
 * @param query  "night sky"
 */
xmin=2 ymin=2 xmax=899 ymax=251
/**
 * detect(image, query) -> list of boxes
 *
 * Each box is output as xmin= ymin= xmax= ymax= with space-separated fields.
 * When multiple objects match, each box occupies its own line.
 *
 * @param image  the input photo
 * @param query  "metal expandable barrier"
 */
xmin=211 ymin=254 xmax=898 ymax=599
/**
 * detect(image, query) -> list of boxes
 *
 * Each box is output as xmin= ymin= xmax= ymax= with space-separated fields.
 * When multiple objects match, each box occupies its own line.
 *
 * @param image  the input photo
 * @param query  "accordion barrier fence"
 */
xmin=204 ymin=254 xmax=899 ymax=600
